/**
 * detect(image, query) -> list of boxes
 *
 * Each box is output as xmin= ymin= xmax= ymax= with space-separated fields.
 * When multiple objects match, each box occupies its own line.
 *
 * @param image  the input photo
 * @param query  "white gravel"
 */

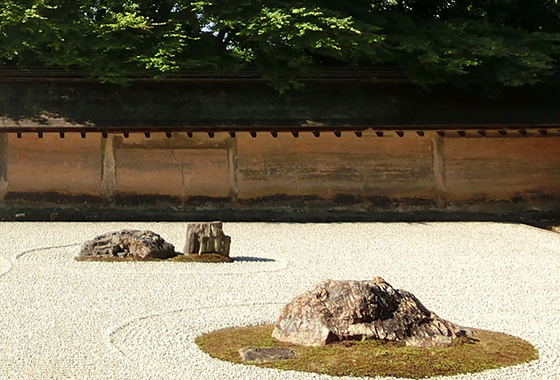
xmin=0 ymin=222 xmax=558 ymax=380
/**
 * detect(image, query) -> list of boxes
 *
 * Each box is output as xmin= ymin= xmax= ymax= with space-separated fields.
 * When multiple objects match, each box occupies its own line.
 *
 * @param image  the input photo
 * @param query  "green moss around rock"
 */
xmin=196 ymin=325 xmax=538 ymax=379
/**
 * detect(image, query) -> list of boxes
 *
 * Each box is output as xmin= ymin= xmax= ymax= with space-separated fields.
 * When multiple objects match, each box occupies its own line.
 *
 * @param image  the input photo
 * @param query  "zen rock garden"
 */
xmin=77 ymin=222 xmax=538 ymax=378
xmin=78 ymin=222 xmax=231 ymax=261
xmin=79 ymin=224 xmax=469 ymax=350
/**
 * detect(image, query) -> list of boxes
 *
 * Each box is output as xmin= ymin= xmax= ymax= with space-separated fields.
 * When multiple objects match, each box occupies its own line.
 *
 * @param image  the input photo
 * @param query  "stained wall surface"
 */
xmin=5 ymin=133 xmax=102 ymax=196
xmin=113 ymin=133 xmax=232 ymax=199
xmin=235 ymin=132 xmax=434 ymax=200
xmin=444 ymin=137 xmax=560 ymax=201
xmin=1 ymin=131 xmax=559 ymax=214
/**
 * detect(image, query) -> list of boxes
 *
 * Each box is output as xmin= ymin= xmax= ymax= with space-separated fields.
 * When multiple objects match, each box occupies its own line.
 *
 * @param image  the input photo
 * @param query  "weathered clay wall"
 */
xmin=1 ymin=131 xmax=559 ymax=216
xmin=5 ymin=133 xmax=102 ymax=196
xmin=444 ymin=137 xmax=560 ymax=205
xmin=111 ymin=133 xmax=233 ymax=200
xmin=234 ymin=132 xmax=434 ymax=200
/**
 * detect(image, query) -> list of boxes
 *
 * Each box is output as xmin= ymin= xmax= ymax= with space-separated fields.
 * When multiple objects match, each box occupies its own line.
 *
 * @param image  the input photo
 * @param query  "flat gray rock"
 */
xmin=238 ymin=347 xmax=295 ymax=362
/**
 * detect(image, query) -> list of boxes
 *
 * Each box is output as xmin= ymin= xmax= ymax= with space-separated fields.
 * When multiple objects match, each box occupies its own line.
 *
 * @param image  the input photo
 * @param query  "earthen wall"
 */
xmin=1 ymin=130 xmax=559 ymax=215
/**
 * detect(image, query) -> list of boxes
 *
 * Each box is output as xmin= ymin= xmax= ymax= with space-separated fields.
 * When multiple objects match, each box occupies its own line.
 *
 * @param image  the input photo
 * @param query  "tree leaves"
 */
xmin=1 ymin=0 xmax=559 ymax=90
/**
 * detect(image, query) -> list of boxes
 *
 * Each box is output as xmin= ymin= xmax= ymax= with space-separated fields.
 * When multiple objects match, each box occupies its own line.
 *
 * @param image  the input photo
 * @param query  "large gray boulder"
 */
xmin=272 ymin=277 xmax=465 ymax=347
xmin=80 ymin=229 xmax=176 ymax=260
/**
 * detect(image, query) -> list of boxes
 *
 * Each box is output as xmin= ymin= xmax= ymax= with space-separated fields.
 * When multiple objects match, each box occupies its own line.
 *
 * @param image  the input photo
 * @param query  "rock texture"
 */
xmin=80 ymin=230 xmax=176 ymax=260
xmin=272 ymin=277 xmax=465 ymax=347
xmin=184 ymin=222 xmax=231 ymax=257
xmin=238 ymin=347 xmax=295 ymax=362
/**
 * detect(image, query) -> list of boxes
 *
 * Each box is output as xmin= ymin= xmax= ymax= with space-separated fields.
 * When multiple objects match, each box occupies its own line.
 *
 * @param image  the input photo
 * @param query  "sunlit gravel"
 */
xmin=0 ymin=222 xmax=558 ymax=380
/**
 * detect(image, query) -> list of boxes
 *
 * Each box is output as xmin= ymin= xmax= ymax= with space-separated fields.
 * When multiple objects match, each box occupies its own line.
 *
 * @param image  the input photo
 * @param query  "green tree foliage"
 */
xmin=1 ymin=0 xmax=559 ymax=89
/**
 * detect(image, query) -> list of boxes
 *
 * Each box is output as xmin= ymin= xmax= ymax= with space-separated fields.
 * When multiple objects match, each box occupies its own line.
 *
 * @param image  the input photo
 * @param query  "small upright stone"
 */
xmin=79 ymin=230 xmax=176 ymax=260
xmin=184 ymin=222 xmax=231 ymax=257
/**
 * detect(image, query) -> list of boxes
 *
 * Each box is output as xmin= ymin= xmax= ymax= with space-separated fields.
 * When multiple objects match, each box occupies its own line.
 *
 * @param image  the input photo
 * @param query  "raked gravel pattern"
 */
xmin=0 ymin=222 xmax=558 ymax=380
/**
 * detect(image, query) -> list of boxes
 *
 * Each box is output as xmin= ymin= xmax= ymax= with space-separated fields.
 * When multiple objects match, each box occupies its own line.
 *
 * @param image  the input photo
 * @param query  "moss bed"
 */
xmin=196 ymin=325 xmax=538 ymax=379
xmin=75 ymin=253 xmax=233 ymax=263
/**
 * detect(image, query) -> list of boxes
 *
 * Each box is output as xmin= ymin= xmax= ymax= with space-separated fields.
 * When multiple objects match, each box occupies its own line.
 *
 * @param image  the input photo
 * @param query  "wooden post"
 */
xmin=227 ymin=137 xmax=239 ymax=202
xmin=431 ymin=134 xmax=448 ymax=209
xmin=0 ymin=133 xmax=7 ymax=201
xmin=101 ymin=134 xmax=117 ymax=201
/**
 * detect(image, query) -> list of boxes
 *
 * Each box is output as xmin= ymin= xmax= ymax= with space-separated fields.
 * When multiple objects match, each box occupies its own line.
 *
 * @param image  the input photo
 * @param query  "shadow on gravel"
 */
xmin=233 ymin=257 xmax=276 ymax=263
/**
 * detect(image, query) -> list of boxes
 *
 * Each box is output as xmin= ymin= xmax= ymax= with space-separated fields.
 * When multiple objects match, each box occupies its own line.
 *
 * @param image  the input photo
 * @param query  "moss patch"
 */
xmin=195 ymin=325 xmax=538 ymax=379
xmin=75 ymin=253 xmax=233 ymax=263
